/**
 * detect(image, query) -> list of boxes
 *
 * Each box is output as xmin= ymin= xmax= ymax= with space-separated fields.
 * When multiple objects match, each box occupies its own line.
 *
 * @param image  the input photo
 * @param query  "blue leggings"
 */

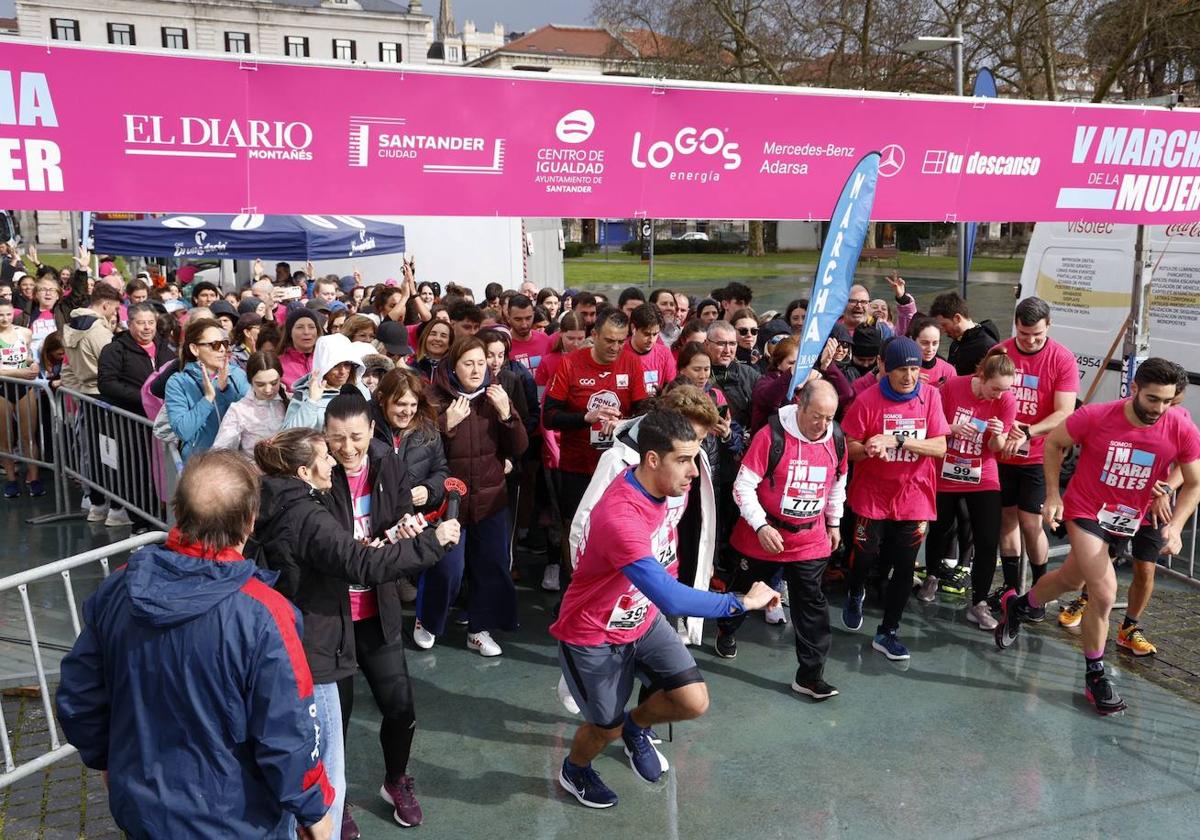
xmin=415 ymin=507 xmax=518 ymax=635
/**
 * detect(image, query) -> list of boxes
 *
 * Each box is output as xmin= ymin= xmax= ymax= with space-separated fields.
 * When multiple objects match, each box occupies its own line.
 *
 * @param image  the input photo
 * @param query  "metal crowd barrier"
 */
xmin=0 ymin=532 xmax=168 ymax=790
xmin=50 ymin=387 xmax=182 ymax=531
xmin=0 ymin=375 xmax=69 ymax=516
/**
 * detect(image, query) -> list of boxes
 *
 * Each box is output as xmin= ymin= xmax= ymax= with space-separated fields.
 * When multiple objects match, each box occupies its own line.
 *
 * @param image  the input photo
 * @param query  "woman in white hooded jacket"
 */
xmin=213 ymin=351 xmax=288 ymax=454
xmin=282 ymin=334 xmax=370 ymax=430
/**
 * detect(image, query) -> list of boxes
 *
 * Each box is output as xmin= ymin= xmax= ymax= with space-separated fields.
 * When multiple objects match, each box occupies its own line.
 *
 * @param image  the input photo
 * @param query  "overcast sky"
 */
xmin=0 ymin=1 xmax=593 ymax=30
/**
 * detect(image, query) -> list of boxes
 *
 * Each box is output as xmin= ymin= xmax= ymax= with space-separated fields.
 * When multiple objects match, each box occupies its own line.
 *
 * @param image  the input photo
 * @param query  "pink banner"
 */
xmin=3 ymin=41 xmax=1200 ymax=222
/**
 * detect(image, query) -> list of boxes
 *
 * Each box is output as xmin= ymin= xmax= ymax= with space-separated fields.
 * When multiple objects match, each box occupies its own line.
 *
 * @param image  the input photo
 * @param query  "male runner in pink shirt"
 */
xmin=995 ymin=358 xmax=1200 ymax=714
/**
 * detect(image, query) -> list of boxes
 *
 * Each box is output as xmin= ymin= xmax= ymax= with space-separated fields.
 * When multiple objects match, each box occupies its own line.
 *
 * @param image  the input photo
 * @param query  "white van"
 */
xmin=1017 ymin=222 xmax=1200 ymax=417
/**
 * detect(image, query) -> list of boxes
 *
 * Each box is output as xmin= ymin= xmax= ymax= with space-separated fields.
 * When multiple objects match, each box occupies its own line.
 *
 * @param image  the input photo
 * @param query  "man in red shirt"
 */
xmin=545 ymin=309 xmax=649 ymax=580
xmin=840 ymin=337 xmax=949 ymax=661
xmin=994 ymin=297 xmax=1079 ymax=599
xmin=720 ymin=380 xmax=847 ymax=699
xmin=621 ymin=304 xmax=677 ymax=397
xmin=995 ymin=358 xmax=1200 ymax=714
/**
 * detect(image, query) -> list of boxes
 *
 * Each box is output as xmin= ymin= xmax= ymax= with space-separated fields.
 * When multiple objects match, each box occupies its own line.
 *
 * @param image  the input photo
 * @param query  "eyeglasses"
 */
xmin=195 ymin=340 xmax=231 ymax=351
xmin=737 ymin=327 xmax=758 ymax=337
xmin=847 ymin=299 xmax=870 ymax=307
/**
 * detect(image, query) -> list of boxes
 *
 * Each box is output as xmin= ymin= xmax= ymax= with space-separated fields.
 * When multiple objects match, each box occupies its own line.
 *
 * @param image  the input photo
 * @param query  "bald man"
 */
xmin=717 ymin=380 xmax=848 ymax=700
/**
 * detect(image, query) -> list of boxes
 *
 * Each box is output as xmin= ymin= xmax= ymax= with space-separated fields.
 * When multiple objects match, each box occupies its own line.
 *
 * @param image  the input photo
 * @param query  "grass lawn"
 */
xmin=565 ymin=250 xmax=1023 ymax=285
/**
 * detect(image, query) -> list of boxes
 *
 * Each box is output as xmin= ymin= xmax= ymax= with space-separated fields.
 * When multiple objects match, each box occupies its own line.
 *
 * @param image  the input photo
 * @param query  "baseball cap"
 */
xmin=377 ymin=321 xmax=413 ymax=356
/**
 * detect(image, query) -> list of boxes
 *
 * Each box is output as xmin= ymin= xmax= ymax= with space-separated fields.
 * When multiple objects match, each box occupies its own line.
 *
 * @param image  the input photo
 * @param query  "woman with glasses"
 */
xmin=729 ymin=308 xmax=760 ymax=367
xmin=164 ymin=318 xmax=249 ymax=462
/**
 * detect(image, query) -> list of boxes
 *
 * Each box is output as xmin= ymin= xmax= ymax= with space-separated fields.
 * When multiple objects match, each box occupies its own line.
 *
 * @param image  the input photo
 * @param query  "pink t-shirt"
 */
xmin=345 ymin=466 xmax=379 ymax=622
xmin=842 ymin=383 xmax=951 ymax=521
xmin=996 ymin=337 xmax=1079 ymax=466
xmin=550 ymin=469 xmax=686 ymax=646
xmin=510 ymin=330 xmax=554 ymax=377
xmin=1063 ymin=400 xmax=1200 ymax=532
xmin=921 ymin=357 xmax=956 ymax=389
xmin=621 ymin=338 xmax=677 ymax=396
xmin=936 ymin=375 xmax=1017 ymax=493
xmin=730 ymin=425 xmax=847 ymax=562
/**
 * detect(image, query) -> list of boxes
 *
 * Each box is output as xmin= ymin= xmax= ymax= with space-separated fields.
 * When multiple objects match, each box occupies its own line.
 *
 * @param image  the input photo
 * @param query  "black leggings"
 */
xmin=926 ymin=491 xmax=1002 ymax=603
xmin=338 ymin=615 xmax=416 ymax=781
xmin=847 ymin=517 xmax=926 ymax=635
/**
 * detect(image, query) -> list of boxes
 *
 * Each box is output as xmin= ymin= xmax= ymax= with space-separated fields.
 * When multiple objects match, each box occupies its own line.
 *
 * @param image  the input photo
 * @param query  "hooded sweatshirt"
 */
xmin=61 ymin=307 xmax=114 ymax=394
xmin=55 ymin=534 xmax=334 ymax=838
xmin=281 ymin=334 xmax=368 ymax=430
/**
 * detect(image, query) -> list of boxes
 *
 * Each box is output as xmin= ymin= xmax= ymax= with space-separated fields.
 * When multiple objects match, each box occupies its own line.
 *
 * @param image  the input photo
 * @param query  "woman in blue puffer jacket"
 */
xmin=165 ymin=317 xmax=248 ymax=461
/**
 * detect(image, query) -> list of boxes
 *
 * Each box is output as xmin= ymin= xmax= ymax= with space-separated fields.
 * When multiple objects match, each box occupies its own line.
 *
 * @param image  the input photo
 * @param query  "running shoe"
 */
xmin=764 ymin=604 xmax=788 ymax=625
xmin=3 ymin=481 xmax=18 ymax=499
xmin=966 ymin=601 xmax=999 ymax=631
xmin=541 ymin=564 xmax=561 ymax=592
xmin=714 ymin=629 xmax=737 ymax=659
xmin=341 ymin=805 xmax=361 ymax=840
xmin=872 ymin=631 xmax=910 ymax=661
xmin=916 ymin=575 xmax=939 ymax=603
xmin=558 ymin=759 xmax=618 ymax=809
xmin=791 ymin=677 xmax=839 ymax=701
xmin=380 ymin=775 xmax=423 ymax=827
xmin=105 ymin=507 xmax=132 ymax=527
xmin=26 ymin=479 xmax=44 ymax=497
xmin=1058 ymin=594 xmax=1087 ymax=628
xmin=842 ymin=590 xmax=865 ymax=631
xmin=1117 ymin=625 xmax=1157 ymax=657
xmin=622 ymin=712 xmax=668 ymax=783
xmin=86 ymin=503 xmax=109 ymax=523
xmin=994 ymin=589 xmax=1023 ymax=650
xmin=1084 ymin=673 xmax=1128 ymax=715
xmin=412 ymin=619 xmax=435 ymax=650
xmin=939 ymin=566 xmax=970 ymax=595
xmin=467 ymin=631 xmax=502 ymax=657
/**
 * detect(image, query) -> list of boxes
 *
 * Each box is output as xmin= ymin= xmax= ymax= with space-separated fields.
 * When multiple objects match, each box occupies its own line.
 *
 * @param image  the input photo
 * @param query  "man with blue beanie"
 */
xmin=839 ymin=336 xmax=950 ymax=660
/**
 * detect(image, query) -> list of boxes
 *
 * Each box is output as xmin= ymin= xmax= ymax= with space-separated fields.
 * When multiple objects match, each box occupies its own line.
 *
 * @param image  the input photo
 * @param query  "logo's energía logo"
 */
xmin=555 ymin=110 xmax=595 ymax=144
xmin=631 ymin=126 xmax=742 ymax=180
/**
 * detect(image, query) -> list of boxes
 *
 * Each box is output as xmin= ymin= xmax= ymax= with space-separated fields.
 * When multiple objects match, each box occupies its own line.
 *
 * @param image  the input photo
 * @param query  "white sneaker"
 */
xmin=80 ymin=497 xmax=92 ymax=512
xmin=105 ymin=507 xmax=132 ymax=527
xmin=467 ymin=630 xmax=502 ymax=657
xmin=541 ymin=565 xmax=561 ymax=592
xmin=86 ymin=503 xmax=110 ymax=523
xmin=412 ymin=620 xmax=436 ymax=650
xmin=765 ymin=604 xmax=788 ymax=626
xmin=398 ymin=578 xmax=418 ymax=603
xmin=557 ymin=674 xmax=580 ymax=715
xmin=916 ymin=575 xmax=939 ymax=603
xmin=966 ymin=601 xmax=999 ymax=630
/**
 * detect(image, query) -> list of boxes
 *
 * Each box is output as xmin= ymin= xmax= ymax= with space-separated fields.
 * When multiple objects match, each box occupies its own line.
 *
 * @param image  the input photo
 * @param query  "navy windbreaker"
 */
xmin=56 ymin=531 xmax=334 ymax=839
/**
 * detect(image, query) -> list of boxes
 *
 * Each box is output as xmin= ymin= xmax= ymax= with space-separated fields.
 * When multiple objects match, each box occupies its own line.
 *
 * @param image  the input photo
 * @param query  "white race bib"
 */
xmin=941 ymin=455 xmax=982 ymax=484
xmin=781 ymin=492 xmax=826 ymax=519
xmin=606 ymin=592 xmax=650 ymax=631
xmin=1097 ymin=504 xmax=1139 ymax=537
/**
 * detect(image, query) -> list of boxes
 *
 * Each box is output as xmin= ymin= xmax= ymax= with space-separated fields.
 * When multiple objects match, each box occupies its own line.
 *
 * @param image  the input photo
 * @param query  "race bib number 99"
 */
xmin=941 ymin=455 xmax=982 ymax=484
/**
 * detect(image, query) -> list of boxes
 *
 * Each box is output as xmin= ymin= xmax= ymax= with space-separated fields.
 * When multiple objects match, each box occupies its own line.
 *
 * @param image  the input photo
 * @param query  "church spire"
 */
xmin=436 ymin=0 xmax=456 ymax=42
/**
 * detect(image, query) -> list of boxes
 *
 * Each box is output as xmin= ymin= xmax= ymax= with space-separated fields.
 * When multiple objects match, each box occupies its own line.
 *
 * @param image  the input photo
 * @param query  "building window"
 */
xmin=285 ymin=35 xmax=309 ymax=57
xmin=225 ymin=32 xmax=250 ymax=53
xmin=379 ymin=42 xmax=401 ymax=63
xmin=333 ymin=38 xmax=356 ymax=60
xmin=50 ymin=18 xmax=79 ymax=41
xmin=446 ymin=45 xmax=459 ymax=62
xmin=161 ymin=27 xmax=188 ymax=50
xmin=107 ymin=23 xmax=136 ymax=46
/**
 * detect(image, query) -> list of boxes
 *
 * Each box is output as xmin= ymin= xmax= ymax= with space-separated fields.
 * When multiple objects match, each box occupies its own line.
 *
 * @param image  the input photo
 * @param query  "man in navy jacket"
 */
xmin=56 ymin=450 xmax=334 ymax=840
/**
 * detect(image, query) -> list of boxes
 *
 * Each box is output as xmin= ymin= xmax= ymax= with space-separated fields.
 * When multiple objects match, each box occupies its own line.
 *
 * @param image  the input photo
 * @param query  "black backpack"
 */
xmin=765 ymin=414 xmax=846 ymax=488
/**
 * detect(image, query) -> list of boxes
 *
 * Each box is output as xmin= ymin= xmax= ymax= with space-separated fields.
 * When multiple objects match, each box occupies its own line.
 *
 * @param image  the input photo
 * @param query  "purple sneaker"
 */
xmin=341 ymin=805 xmax=361 ymax=840
xmin=380 ymin=775 xmax=424 ymax=827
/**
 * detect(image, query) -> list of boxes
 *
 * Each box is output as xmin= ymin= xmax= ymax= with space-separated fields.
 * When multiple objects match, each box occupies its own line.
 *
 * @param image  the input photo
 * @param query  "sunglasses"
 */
xmin=737 ymin=327 xmax=759 ymax=336
xmin=195 ymin=340 xmax=231 ymax=351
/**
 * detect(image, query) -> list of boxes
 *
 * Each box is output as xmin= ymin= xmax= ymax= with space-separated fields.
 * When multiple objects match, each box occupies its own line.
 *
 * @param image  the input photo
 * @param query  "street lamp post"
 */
xmin=900 ymin=22 xmax=968 ymax=297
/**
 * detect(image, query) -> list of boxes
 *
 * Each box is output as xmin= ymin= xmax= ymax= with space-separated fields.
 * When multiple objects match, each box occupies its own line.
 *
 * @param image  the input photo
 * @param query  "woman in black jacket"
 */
xmin=251 ymin=423 xmax=457 ymax=834
xmin=369 ymin=367 xmax=449 ymax=516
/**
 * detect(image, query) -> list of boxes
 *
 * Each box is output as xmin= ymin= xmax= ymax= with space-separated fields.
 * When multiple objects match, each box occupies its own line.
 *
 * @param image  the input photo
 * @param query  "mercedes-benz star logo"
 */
xmin=878 ymin=144 xmax=905 ymax=177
